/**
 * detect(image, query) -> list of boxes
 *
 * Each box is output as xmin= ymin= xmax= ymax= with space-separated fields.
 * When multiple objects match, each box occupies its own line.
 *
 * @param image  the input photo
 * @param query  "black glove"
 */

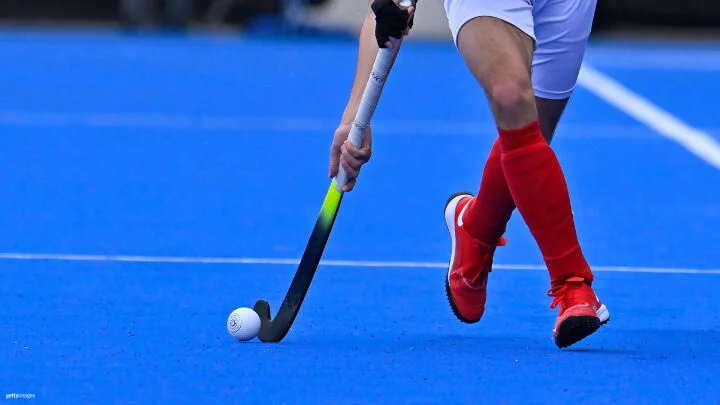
xmin=370 ymin=0 xmax=414 ymax=48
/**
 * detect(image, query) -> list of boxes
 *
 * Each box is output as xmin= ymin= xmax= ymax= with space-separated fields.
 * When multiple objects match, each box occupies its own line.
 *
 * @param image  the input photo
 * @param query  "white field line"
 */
xmin=0 ymin=252 xmax=718 ymax=275
xmin=579 ymin=64 xmax=720 ymax=170
xmin=0 ymin=110 xmax=674 ymax=139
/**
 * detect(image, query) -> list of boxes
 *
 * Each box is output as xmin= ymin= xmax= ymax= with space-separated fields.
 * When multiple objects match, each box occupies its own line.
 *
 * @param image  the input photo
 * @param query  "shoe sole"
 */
xmin=444 ymin=191 xmax=478 ymax=324
xmin=555 ymin=304 xmax=611 ymax=348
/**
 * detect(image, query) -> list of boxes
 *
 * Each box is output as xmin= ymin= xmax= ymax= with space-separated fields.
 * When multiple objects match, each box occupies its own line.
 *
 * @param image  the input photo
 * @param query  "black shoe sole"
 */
xmin=445 ymin=273 xmax=479 ymax=324
xmin=554 ymin=315 xmax=610 ymax=348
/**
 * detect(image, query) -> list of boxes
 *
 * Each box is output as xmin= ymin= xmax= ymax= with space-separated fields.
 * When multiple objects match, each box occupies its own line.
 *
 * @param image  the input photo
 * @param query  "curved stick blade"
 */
xmin=254 ymin=299 xmax=279 ymax=342
xmin=254 ymin=299 xmax=271 ymax=320
xmin=251 ymin=184 xmax=344 ymax=343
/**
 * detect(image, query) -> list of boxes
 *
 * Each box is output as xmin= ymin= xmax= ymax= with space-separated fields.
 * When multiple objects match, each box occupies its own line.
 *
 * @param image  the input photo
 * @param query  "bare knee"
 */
xmin=488 ymin=78 xmax=536 ymax=129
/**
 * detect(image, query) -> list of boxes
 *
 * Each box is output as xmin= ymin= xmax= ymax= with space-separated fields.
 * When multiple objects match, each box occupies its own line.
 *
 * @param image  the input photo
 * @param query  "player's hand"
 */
xmin=371 ymin=0 xmax=416 ymax=49
xmin=328 ymin=123 xmax=372 ymax=192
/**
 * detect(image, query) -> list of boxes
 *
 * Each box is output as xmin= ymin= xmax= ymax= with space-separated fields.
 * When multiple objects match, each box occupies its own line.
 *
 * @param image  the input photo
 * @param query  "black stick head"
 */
xmin=253 ymin=299 xmax=280 ymax=342
xmin=254 ymin=299 xmax=271 ymax=321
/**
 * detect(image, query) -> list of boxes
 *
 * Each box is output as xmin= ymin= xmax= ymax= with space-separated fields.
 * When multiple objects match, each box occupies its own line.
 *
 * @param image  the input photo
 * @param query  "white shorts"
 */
xmin=442 ymin=0 xmax=597 ymax=99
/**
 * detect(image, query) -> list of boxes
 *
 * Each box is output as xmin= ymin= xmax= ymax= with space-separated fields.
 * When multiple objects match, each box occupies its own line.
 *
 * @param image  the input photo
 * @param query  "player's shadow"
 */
xmin=416 ymin=334 xmax=639 ymax=355
xmin=282 ymin=324 xmax=720 ymax=360
xmin=560 ymin=347 xmax=640 ymax=354
xmin=598 ymin=328 xmax=720 ymax=356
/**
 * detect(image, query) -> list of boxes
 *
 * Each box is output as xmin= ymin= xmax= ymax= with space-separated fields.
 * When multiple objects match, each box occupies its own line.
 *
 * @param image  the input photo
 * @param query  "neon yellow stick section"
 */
xmin=319 ymin=182 xmax=343 ymax=225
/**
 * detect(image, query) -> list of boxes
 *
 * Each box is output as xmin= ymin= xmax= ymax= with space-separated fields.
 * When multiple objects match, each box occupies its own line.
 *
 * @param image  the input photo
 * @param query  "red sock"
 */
xmin=498 ymin=120 xmax=593 ymax=286
xmin=462 ymin=139 xmax=515 ymax=246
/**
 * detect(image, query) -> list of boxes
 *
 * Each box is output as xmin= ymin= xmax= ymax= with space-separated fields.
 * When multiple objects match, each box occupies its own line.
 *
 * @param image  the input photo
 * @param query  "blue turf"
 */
xmin=0 ymin=30 xmax=719 ymax=404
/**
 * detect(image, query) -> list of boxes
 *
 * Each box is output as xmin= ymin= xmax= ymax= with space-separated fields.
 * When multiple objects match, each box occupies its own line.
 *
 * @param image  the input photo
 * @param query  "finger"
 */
xmin=341 ymin=143 xmax=368 ymax=169
xmin=340 ymin=150 xmax=364 ymax=175
xmin=329 ymin=158 xmax=339 ymax=178
xmin=361 ymin=131 xmax=372 ymax=149
xmin=343 ymin=178 xmax=356 ymax=192
xmin=340 ymin=145 xmax=363 ymax=172
xmin=407 ymin=6 xmax=415 ymax=30
xmin=329 ymin=159 xmax=339 ymax=178
xmin=343 ymin=140 xmax=371 ymax=162
xmin=328 ymin=143 xmax=341 ymax=178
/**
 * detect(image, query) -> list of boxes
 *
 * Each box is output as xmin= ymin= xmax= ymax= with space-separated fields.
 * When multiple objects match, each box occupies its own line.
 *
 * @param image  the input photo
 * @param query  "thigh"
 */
xmin=443 ymin=0 xmax=536 ymax=47
xmin=456 ymin=16 xmax=535 ymax=92
xmin=443 ymin=0 xmax=536 ymax=90
xmin=531 ymin=0 xmax=598 ymax=100
xmin=443 ymin=0 xmax=542 ymax=128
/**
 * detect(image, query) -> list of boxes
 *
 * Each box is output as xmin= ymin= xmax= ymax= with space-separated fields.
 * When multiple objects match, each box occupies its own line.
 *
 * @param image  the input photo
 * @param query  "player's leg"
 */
xmin=442 ymin=12 xmax=534 ymax=324
xmin=459 ymin=0 xmax=586 ymax=250
xmin=453 ymin=97 xmax=567 ymax=258
xmin=535 ymin=97 xmax=568 ymax=144
xmin=443 ymin=4 xmax=539 ymax=323
xmin=444 ymin=0 xmax=607 ymax=347
xmin=453 ymin=96 xmax=567 ymax=256
xmin=529 ymin=0 xmax=609 ymax=347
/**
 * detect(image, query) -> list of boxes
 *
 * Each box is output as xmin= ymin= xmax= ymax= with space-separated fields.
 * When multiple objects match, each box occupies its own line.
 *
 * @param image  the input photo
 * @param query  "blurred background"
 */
xmin=1 ymin=0 xmax=719 ymax=39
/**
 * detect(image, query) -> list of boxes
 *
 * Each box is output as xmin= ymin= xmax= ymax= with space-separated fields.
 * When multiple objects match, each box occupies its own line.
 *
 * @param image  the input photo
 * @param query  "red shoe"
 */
xmin=548 ymin=276 xmax=610 ymax=348
xmin=444 ymin=192 xmax=506 ymax=323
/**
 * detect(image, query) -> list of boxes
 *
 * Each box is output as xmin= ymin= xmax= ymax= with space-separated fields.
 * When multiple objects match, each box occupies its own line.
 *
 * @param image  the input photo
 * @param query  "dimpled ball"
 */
xmin=227 ymin=307 xmax=261 ymax=342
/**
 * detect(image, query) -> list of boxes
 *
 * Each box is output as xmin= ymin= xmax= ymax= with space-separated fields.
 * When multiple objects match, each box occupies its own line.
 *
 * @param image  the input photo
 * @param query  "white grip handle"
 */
xmin=333 ymin=0 xmax=413 ymax=190
xmin=334 ymin=38 xmax=399 ymax=191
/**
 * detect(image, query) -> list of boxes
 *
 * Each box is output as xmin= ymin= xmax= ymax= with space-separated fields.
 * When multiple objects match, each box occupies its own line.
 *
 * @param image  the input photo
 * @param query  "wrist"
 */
xmin=340 ymin=107 xmax=359 ymax=126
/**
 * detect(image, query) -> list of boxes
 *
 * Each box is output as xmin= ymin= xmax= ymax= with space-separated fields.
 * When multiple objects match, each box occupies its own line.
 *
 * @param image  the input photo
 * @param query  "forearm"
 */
xmin=340 ymin=6 xmax=403 ymax=125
